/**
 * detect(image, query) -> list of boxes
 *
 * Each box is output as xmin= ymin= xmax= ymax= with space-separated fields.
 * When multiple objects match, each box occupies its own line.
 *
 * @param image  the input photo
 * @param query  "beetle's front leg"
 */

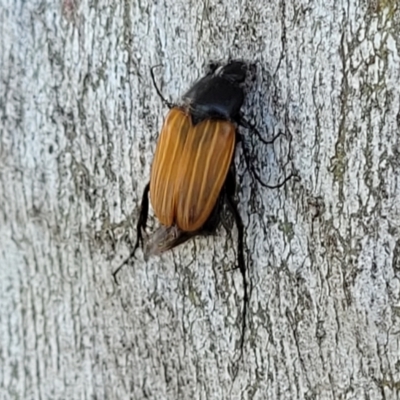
xmin=237 ymin=113 xmax=284 ymax=145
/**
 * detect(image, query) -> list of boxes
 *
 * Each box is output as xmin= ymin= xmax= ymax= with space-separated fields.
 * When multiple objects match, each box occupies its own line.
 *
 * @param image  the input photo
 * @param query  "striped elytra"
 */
xmin=150 ymin=107 xmax=236 ymax=232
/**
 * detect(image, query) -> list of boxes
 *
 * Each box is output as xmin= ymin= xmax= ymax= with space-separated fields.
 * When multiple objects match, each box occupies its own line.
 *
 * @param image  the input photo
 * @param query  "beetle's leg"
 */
xmin=225 ymin=182 xmax=248 ymax=354
xmin=134 ymin=182 xmax=151 ymax=248
xmin=218 ymin=166 xmax=236 ymax=234
xmin=150 ymin=65 xmax=174 ymax=109
xmin=239 ymin=132 xmax=296 ymax=189
xmin=238 ymin=113 xmax=284 ymax=145
xmin=112 ymin=182 xmax=150 ymax=284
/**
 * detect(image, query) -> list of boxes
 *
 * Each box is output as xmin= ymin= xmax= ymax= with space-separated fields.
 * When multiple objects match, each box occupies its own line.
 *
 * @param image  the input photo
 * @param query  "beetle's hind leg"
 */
xmin=112 ymin=182 xmax=150 ymax=284
xmin=224 ymin=175 xmax=248 ymax=355
xmin=134 ymin=182 xmax=151 ymax=249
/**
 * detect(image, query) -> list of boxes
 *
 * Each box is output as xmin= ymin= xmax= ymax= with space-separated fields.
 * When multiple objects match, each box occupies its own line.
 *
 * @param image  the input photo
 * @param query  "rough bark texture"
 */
xmin=1 ymin=0 xmax=400 ymax=399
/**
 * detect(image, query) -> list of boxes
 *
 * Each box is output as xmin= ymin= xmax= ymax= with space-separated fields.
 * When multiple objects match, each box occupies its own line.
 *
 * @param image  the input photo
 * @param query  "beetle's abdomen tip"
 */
xmin=144 ymin=225 xmax=194 ymax=257
xmin=144 ymin=225 xmax=180 ymax=256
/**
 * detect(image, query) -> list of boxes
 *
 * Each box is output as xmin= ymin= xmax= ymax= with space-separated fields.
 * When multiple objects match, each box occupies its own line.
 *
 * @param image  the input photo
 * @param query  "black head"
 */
xmin=215 ymin=61 xmax=247 ymax=84
xmin=182 ymin=61 xmax=248 ymax=124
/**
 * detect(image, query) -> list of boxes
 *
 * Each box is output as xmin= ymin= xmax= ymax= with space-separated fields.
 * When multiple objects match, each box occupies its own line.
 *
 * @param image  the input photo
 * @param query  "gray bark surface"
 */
xmin=1 ymin=0 xmax=400 ymax=399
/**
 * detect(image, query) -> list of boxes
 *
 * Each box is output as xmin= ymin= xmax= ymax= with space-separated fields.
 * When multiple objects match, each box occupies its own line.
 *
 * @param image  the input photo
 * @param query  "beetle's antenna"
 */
xmin=150 ymin=65 xmax=174 ymax=109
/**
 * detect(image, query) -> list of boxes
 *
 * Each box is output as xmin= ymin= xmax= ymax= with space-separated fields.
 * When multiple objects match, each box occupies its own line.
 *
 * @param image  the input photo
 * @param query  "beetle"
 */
xmin=114 ymin=61 xmax=288 ymax=351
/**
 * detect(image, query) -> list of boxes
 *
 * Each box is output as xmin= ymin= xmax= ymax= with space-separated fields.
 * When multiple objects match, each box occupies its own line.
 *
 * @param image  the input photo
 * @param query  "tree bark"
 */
xmin=1 ymin=0 xmax=400 ymax=399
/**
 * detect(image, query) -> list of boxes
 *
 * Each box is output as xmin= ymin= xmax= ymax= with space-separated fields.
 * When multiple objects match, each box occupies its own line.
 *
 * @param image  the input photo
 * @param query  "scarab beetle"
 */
xmin=114 ymin=61 xmax=284 ymax=351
